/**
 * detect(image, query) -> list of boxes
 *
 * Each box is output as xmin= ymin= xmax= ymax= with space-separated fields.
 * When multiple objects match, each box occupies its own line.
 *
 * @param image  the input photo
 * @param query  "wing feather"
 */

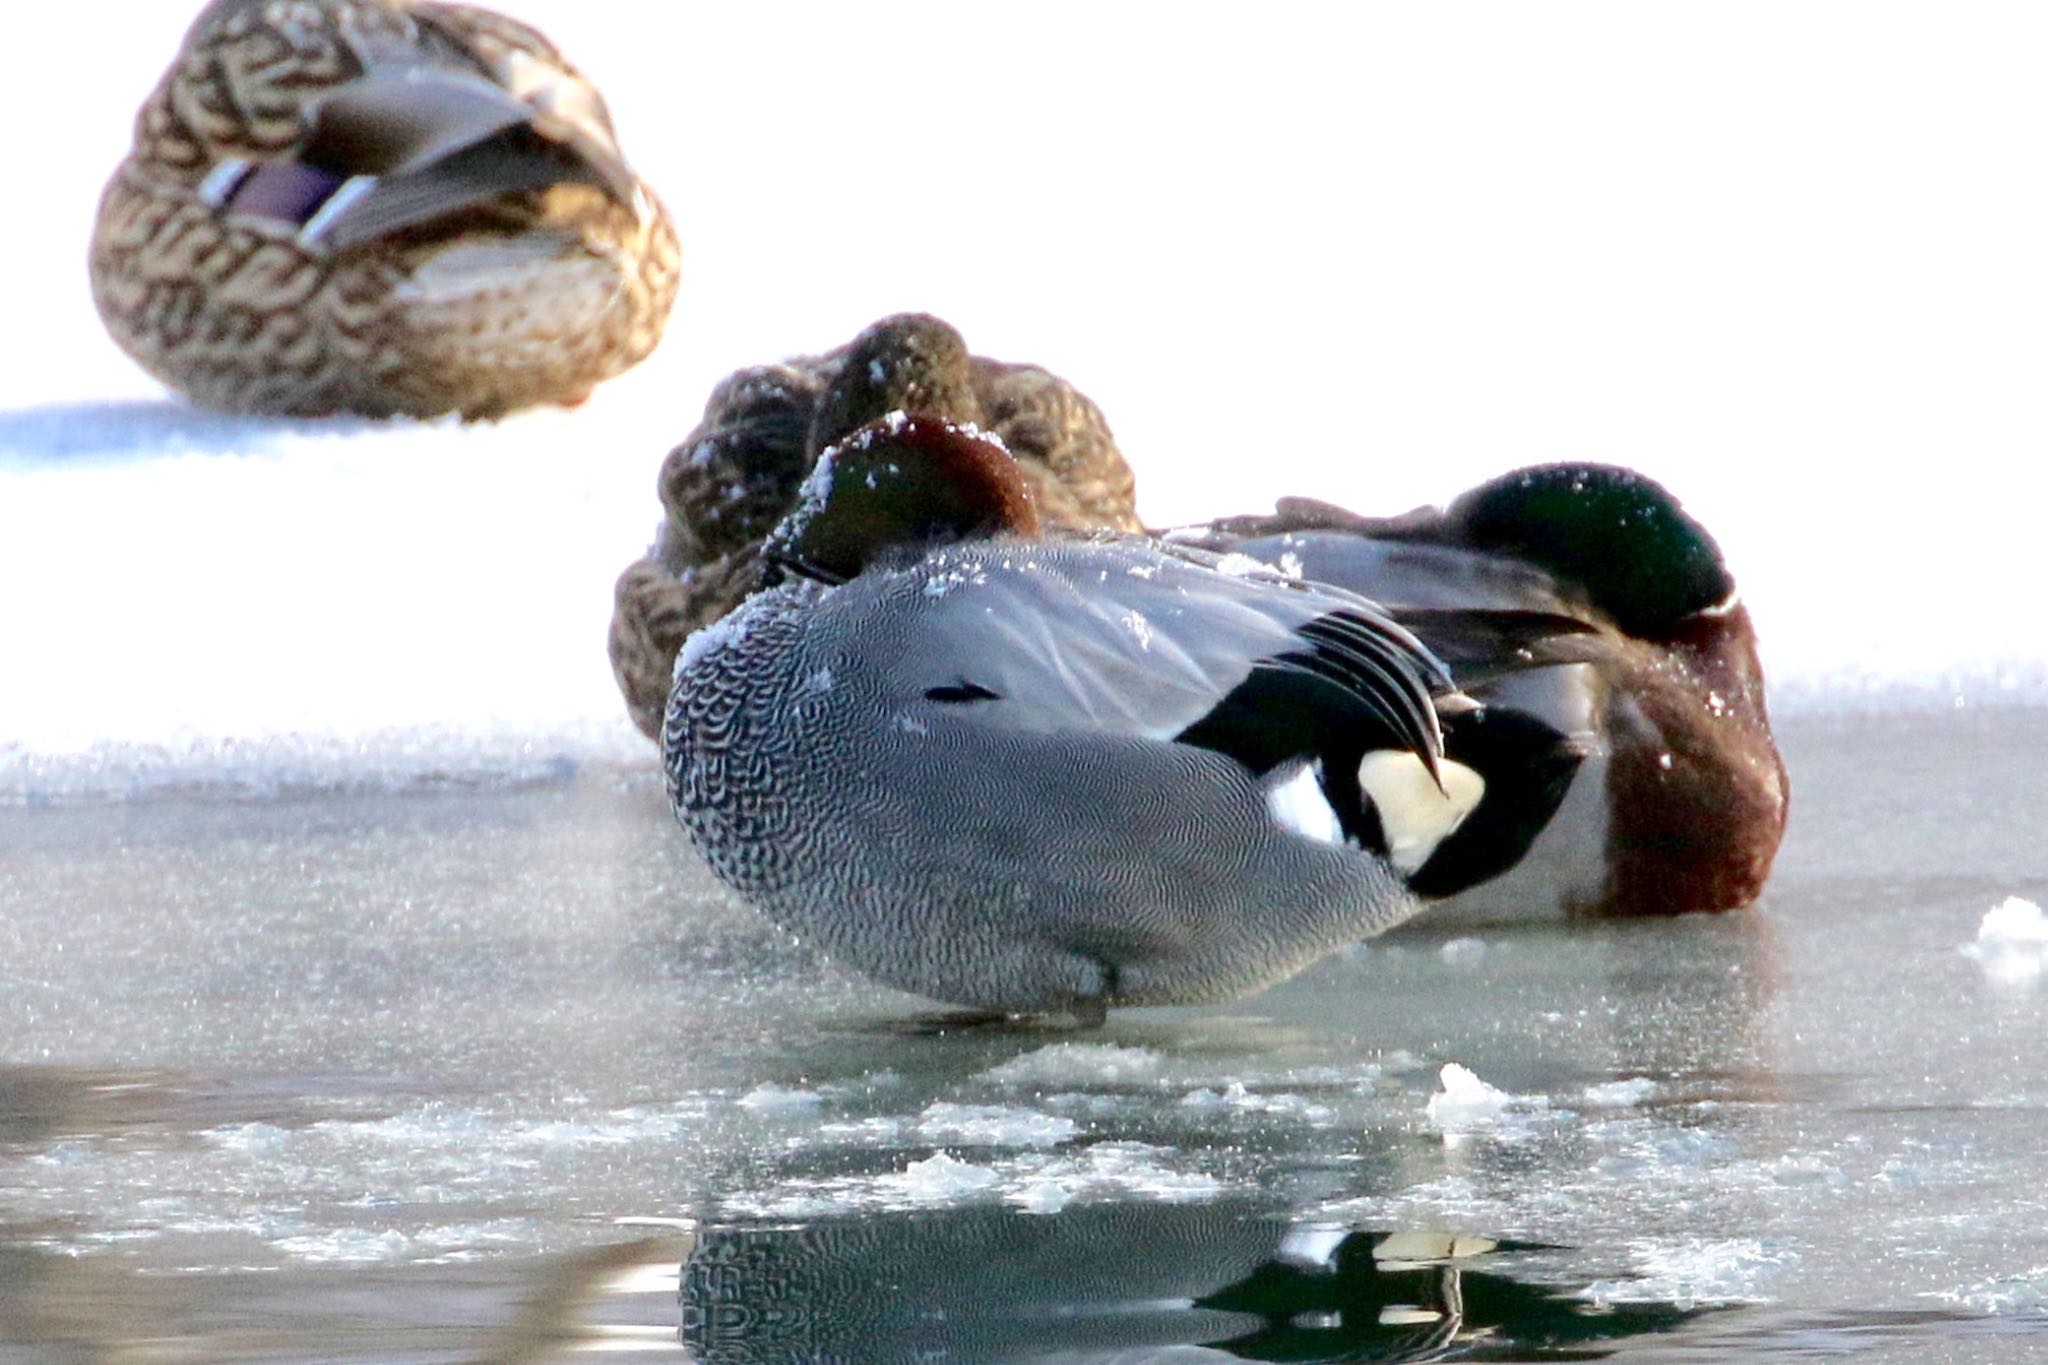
xmin=868 ymin=542 xmax=1450 ymax=773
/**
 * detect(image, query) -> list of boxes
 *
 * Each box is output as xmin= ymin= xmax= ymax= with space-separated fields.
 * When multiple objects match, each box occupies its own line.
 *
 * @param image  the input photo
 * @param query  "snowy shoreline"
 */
xmin=6 ymin=395 xmax=2046 ymax=806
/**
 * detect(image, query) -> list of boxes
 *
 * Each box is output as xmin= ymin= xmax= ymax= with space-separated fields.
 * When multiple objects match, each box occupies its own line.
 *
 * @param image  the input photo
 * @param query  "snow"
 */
xmin=673 ymin=594 xmax=758 ymax=687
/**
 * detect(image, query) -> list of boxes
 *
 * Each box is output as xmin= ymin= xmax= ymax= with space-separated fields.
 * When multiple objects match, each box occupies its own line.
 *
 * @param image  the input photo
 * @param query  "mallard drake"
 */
xmin=610 ymin=312 xmax=1141 ymax=739
xmin=1180 ymin=463 xmax=1789 ymax=920
xmin=89 ymin=0 xmax=679 ymax=420
xmin=664 ymin=416 xmax=1586 ymax=1020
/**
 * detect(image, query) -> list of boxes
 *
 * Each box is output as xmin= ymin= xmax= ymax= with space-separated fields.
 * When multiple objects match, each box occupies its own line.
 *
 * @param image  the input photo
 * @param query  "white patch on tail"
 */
xmin=1359 ymin=751 xmax=1484 ymax=874
xmin=1263 ymin=760 xmax=1342 ymax=846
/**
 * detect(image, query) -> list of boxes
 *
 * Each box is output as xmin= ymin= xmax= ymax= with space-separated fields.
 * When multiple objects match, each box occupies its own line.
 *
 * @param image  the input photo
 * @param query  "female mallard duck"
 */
xmin=664 ymin=415 xmax=1586 ymax=1021
xmin=90 ymin=0 xmax=679 ymax=420
xmin=1181 ymin=464 xmax=1789 ymax=920
xmin=610 ymin=312 xmax=1142 ymax=739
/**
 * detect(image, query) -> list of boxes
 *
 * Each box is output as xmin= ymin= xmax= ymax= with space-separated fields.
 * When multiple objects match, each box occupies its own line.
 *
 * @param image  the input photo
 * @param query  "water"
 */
xmin=3 ymin=709 xmax=2044 ymax=1360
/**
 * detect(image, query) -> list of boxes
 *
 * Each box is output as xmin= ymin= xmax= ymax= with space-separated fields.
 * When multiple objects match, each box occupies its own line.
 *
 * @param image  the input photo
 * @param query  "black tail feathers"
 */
xmin=1407 ymin=705 xmax=1588 ymax=899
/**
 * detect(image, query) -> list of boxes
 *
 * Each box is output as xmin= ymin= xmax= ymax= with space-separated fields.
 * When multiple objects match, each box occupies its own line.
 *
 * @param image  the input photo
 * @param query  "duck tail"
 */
xmin=1404 ymin=703 xmax=1588 ymax=899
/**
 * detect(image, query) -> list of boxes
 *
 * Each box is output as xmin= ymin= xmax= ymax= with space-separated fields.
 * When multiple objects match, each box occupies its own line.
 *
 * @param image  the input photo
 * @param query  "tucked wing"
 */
xmin=219 ymin=64 xmax=637 ymax=251
xmin=866 ymin=541 xmax=1454 ymax=774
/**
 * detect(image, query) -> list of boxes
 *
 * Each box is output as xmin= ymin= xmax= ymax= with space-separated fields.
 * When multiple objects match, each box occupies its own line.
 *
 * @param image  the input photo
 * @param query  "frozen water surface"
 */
xmin=2 ymin=712 xmax=2045 ymax=1360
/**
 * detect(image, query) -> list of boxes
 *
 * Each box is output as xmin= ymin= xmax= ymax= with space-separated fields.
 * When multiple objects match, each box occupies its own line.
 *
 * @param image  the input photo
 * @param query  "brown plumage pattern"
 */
xmin=609 ymin=313 xmax=1143 ymax=740
xmin=90 ymin=0 xmax=679 ymax=420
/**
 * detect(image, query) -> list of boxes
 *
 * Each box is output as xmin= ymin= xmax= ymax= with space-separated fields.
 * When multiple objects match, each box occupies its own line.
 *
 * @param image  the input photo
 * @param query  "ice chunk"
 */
xmin=1960 ymin=896 xmax=2048 ymax=985
xmin=1177 ymin=1082 xmax=1334 ymax=1122
xmin=1582 ymin=1077 xmax=1661 ymax=1108
xmin=1438 ymin=936 xmax=1487 ymax=966
xmin=1424 ymin=1063 xmax=1517 ymax=1126
xmin=1008 ymin=1179 xmax=1072 ymax=1215
xmin=914 ymin=1103 xmax=1077 ymax=1148
xmin=982 ymin=1043 xmax=1163 ymax=1088
xmin=1423 ymin=1063 xmax=1548 ymax=1141
xmin=885 ymin=1151 xmax=1001 ymax=1200
xmin=1579 ymin=1238 xmax=1785 ymax=1308
xmin=269 ymin=1227 xmax=413 ymax=1263
xmin=1927 ymin=1265 xmax=2048 ymax=1316
xmin=736 ymin=1084 xmax=823 ymax=1113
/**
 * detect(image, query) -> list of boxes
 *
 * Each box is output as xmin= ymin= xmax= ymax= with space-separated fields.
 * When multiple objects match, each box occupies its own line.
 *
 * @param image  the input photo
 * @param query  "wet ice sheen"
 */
xmin=2 ymin=712 xmax=2047 ymax=1359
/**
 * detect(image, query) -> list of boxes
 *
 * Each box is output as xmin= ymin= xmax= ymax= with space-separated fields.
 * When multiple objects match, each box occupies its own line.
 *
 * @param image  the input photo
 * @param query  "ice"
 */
xmin=1177 ymin=1082 xmax=1335 ymax=1123
xmin=1424 ymin=1063 xmax=1544 ymax=1131
xmin=1009 ymin=1179 xmax=1072 ymax=1215
xmin=1582 ymin=1077 xmax=1661 ymax=1108
xmin=983 ymin=1043 xmax=1165 ymax=1089
xmin=1438 ymin=935 xmax=1488 ymax=965
xmin=913 ymin=1102 xmax=1078 ymax=1148
xmin=722 ymin=1140 xmax=1222 ymax=1221
xmin=1580 ymin=1238 xmax=1788 ymax=1309
xmin=268 ymin=1228 xmax=413 ymax=1265
xmin=736 ymin=1084 xmax=823 ymax=1113
xmin=1929 ymin=1266 xmax=2048 ymax=1316
xmin=1960 ymin=896 xmax=2048 ymax=985
xmin=886 ymin=1152 xmax=1002 ymax=1201
xmin=7 ymin=711 xmax=2048 ymax=1352
xmin=1020 ymin=1142 xmax=1226 ymax=1205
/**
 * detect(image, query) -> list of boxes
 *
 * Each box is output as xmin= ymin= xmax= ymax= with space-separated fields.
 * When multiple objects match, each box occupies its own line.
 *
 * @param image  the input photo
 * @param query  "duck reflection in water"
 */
xmin=679 ymin=1200 xmax=1706 ymax=1361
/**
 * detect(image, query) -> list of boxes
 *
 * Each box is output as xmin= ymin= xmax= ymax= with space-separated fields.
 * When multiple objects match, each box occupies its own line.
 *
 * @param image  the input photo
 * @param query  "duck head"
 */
xmin=1442 ymin=463 xmax=1736 ymax=639
xmin=764 ymin=413 xmax=1044 ymax=585
xmin=807 ymin=314 xmax=985 ymax=454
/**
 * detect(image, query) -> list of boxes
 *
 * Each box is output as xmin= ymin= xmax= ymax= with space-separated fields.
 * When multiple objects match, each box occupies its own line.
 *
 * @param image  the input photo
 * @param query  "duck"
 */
xmin=1177 ymin=463 xmax=1789 ymax=920
xmin=89 ymin=0 xmax=679 ymax=420
xmin=610 ymin=312 xmax=1142 ymax=739
xmin=663 ymin=414 xmax=1589 ymax=1021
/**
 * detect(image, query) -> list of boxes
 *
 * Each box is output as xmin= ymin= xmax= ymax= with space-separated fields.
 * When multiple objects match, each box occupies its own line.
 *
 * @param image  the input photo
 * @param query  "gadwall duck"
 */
xmin=1183 ymin=463 xmax=1788 ymax=919
xmin=90 ymin=0 xmax=679 ymax=419
xmin=664 ymin=416 xmax=1587 ymax=1021
xmin=611 ymin=312 xmax=1141 ymax=738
